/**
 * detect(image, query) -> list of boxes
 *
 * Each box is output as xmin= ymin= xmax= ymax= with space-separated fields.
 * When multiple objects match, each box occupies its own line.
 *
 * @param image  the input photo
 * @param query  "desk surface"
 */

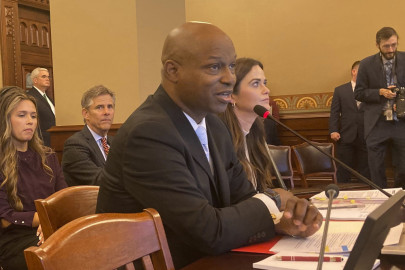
xmin=180 ymin=252 xmax=405 ymax=270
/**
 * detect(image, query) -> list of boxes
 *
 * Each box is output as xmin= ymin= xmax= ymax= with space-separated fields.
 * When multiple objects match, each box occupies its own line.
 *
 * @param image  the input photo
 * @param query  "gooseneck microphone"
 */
xmin=317 ymin=184 xmax=339 ymax=270
xmin=264 ymin=144 xmax=288 ymax=190
xmin=254 ymin=104 xmax=393 ymax=198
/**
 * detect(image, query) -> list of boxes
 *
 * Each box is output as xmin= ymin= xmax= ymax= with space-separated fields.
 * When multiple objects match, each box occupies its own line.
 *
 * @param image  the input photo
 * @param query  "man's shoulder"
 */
xmin=64 ymin=127 xmax=91 ymax=145
xmin=335 ymin=82 xmax=352 ymax=91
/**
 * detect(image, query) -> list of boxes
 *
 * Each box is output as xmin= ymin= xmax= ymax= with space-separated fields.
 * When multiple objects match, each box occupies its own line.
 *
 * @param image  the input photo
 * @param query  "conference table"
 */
xmin=180 ymin=251 xmax=405 ymax=270
xmin=181 ymin=224 xmax=405 ymax=270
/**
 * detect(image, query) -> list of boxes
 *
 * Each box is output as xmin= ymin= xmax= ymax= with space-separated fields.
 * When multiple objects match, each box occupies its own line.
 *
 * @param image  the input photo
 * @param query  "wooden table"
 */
xmin=180 ymin=252 xmax=405 ymax=270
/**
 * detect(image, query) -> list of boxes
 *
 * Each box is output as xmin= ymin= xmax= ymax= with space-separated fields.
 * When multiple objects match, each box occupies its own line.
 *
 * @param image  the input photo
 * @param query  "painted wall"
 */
xmin=50 ymin=0 xmax=405 ymax=124
xmin=185 ymin=0 xmax=405 ymax=96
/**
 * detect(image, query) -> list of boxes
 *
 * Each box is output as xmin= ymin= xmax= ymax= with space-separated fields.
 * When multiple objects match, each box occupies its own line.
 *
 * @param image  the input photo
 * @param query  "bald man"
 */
xmin=96 ymin=22 xmax=322 ymax=268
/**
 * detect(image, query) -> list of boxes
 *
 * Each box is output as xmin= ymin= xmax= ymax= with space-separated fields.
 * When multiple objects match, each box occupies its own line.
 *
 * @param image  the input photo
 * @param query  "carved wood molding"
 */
xmin=272 ymin=92 xmax=334 ymax=115
xmin=19 ymin=0 xmax=49 ymax=10
xmin=1 ymin=0 xmax=22 ymax=86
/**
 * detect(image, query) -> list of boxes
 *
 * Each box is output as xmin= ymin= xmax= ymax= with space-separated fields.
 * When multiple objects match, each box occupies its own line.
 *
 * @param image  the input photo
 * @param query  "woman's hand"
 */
xmin=1 ymin=218 xmax=11 ymax=228
xmin=36 ymin=224 xmax=44 ymax=246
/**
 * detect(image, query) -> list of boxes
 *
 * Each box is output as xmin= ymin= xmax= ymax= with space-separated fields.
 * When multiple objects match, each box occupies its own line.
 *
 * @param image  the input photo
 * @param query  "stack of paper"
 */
xmin=310 ymin=188 xmax=403 ymax=220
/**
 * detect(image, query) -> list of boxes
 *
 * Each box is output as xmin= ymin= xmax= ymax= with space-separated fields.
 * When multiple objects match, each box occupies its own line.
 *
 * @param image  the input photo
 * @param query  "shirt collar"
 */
xmin=86 ymin=125 xmax=106 ymax=142
xmin=183 ymin=112 xmax=207 ymax=131
xmin=33 ymin=86 xmax=45 ymax=95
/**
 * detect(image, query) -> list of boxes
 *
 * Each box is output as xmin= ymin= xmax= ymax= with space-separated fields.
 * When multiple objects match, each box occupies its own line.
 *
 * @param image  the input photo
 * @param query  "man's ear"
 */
xmin=163 ymin=60 xmax=180 ymax=83
xmin=82 ymin=108 xmax=88 ymax=121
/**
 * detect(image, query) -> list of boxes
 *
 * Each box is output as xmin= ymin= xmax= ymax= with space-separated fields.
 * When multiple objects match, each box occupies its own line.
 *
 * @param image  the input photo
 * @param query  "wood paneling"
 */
xmin=1 ymin=0 xmax=53 ymax=99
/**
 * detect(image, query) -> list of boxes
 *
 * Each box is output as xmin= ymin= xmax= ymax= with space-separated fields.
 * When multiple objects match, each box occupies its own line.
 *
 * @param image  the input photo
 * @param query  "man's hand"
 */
xmin=330 ymin=132 xmax=340 ymax=141
xmin=273 ymin=188 xmax=294 ymax=211
xmin=380 ymin=88 xmax=397 ymax=99
xmin=275 ymin=197 xmax=323 ymax=238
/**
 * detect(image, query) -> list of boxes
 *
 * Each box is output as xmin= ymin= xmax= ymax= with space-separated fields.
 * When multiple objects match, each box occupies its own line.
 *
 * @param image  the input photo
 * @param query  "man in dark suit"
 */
xmin=96 ymin=22 xmax=322 ymax=269
xmin=62 ymin=85 xmax=115 ymax=186
xmin=329 ymin=61 xmax=370 ymax=183
xmin=27 ymin=67 xmax=55 ymax=147
xmin=354 ymin=27 xmax=405 ymax=188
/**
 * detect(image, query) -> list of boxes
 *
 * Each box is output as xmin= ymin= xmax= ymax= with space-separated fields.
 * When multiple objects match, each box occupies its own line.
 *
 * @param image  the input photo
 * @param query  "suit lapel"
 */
xmin=154 ymin=86 xmax=219 ymax=198
xmin=30 ymin=88 xmax=54 ymax=114
xmin=82 ymin=126 xmax=106 ymax=165
xmin=206 ymin=119 xmax=229 ymax=206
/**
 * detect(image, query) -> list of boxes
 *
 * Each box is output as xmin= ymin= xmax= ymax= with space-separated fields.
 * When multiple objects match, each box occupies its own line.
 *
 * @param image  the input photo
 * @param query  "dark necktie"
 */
xmin=385 ymin=60 xmax=394 ymax=87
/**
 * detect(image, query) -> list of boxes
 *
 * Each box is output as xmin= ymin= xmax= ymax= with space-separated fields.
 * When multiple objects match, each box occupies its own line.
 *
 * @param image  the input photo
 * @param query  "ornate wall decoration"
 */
xmin=271 ymin=92 xmax=334 ymax=114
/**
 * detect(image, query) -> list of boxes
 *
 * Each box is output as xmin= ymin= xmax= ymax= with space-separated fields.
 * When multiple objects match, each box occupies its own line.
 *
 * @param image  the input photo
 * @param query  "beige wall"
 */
xmin=50 ymin=0 xmax=139 ymax=125
xmin=185 ymin=0 xmax=405 ymax=96
xmin=50 ymin=0 xmax=185 ymax=126
xmin=51 ymin=0 xmax=405 ymax=125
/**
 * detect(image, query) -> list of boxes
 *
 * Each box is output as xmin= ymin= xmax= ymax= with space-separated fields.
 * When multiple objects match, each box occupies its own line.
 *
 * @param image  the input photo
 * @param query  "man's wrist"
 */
xmin=263 ymin=188 xmax=281 ymax=209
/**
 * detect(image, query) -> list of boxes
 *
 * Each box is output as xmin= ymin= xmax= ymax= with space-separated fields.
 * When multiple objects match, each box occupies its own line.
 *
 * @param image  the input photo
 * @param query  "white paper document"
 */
xmin=253 ymin=251 xmax=380 ymax=270
xmin=270 ymin=221 xmax=403 ymax=254
xmin=310 ymin=188 xmax=402 ymax=201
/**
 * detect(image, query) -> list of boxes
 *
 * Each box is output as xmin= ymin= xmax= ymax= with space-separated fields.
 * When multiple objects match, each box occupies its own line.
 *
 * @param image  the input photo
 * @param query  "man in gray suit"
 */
xmin=62 ymin=85 xmax=115 ymax=186
xmin=354 ymin=27 xmax=405 ymax=188
xmin=96 ymin=22 xmax=322 ymax=269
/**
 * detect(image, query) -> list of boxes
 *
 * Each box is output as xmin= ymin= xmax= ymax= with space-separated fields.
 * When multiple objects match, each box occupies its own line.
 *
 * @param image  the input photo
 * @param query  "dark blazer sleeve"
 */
xmin=120 ymin=119 xmax=274 ymax=254
xmin=329 ymin=85 xmax=343 ymax=134
xmin=62 ymin=127 xmax=106 ymax=186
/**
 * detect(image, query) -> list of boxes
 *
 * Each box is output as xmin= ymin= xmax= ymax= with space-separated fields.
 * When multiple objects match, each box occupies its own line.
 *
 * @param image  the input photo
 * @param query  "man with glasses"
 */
xmin=27 ymin=67 xmax=55 ymax=147
xmin=354 ymin=27 xmax=405 ymax=188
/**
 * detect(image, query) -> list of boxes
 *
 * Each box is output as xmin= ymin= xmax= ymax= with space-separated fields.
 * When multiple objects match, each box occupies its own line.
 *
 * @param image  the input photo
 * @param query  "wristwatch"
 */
xmin=263 ymin=188 xmax=281 ymax=209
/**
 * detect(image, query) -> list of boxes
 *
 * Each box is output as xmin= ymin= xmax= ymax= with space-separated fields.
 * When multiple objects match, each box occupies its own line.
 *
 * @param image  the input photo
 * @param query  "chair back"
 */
xmin=35 ymin=185 xmax=99 ymax=240
xmin=24 ymin=209 xmax=174 ymax=270
xmin=267 ymin=144 xmax=294 ymax=188
xmin=291 ymin=141 xmax=337 ymax=187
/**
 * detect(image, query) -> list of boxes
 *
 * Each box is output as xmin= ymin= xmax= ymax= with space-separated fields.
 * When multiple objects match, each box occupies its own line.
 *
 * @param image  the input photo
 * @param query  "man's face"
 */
xmin=175 ymin=35 xmax=236 ymax=123
xmin=378 ymin=35 xmax=398 ymax=60
xmin=82 ymin=94 xmax=115 ymax=137
xmin=33 ymin=70 xmax=51 ymax=91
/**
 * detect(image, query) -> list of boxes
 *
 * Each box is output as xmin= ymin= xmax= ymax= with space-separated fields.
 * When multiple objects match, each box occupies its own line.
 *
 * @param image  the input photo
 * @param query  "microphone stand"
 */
xmin=254 ymin=105 xmax=393 ymax=198
xmin=316 ymin=184 xmax=339 ymax=270
xmin=264 ymin=144 xmax=288 ymax=190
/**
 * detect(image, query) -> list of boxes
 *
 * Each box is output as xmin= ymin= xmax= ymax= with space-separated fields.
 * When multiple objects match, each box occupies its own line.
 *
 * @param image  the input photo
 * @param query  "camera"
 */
xmin=392 ymin=87 xmax=405 ymax=119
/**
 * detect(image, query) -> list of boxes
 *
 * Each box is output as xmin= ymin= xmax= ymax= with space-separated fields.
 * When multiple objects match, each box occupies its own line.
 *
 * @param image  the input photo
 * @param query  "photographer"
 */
xmin=354 ymin=27 xmax=405 ymax=189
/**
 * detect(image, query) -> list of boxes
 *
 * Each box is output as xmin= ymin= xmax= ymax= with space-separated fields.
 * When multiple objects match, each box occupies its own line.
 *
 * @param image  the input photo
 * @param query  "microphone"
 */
xmin=264 ymin=144 xmax=288 ymax=190
xmin=254 ymin=104 xmax=393 ymax=198
xmin=317 ymin=184 xmax=339 ymax=270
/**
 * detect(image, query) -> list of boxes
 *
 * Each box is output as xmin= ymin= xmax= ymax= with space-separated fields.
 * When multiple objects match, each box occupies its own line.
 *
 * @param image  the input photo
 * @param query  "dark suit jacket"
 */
xmin=27 ymin=88 xmax=55 ymax=147
xmin=329 ymin=82 xmax=365 ymax=143
xmin=62 ymin=126 xmax=112 ymax=186
xmin=354 ymin=52 xmax=405 ymax=138
xmin=96 ymin=85 xmax=275 ymax=268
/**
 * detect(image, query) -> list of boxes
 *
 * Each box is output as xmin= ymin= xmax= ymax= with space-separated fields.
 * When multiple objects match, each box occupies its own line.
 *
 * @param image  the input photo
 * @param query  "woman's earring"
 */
xmin=232 ymin=102 xmax=235 ymax=107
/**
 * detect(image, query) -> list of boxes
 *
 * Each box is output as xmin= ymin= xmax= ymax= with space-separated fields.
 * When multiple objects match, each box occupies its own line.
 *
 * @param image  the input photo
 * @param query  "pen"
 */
xmin=275 ymin=256 xmax=344 ymax=262
xmin=316 ymin=204 xmax=365 ymax=210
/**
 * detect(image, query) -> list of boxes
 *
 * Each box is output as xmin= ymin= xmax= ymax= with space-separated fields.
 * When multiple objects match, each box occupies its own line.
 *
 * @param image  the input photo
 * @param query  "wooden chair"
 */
xmin=267 ymin=145 xmax=294 ymax=189
xmin=24 ymin=209 xmax=174 ymax=270
xmin=35 ymin=185 xmax=99 ymax=240
xmin=291 ymin=141 xmax=337 ymax=188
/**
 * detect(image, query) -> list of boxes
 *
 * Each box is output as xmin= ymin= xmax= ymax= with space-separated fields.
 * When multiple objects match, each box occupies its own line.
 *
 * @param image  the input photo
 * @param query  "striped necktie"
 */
xmin=101 ymin=137 xmax=109 ymax=156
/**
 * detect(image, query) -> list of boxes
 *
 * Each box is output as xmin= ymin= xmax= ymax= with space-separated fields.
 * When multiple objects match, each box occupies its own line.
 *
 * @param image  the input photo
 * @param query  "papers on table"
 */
xmin=253 ymin=251 xmax=380 ymax=270
xmin=310 ymin=188 xmax=403 ymax=220
xmin=310 ymin=188 xmax=402 ymax=202
xmin=269 ymin=221 xmax=403 ymax=254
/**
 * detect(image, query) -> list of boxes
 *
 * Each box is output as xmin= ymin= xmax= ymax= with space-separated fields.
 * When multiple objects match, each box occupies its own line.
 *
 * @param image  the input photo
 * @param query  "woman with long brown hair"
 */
xmin=0 ymin=87 xmax=67 ymax=270
xmin=219 ymin=58 xmax=292 ymax=210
